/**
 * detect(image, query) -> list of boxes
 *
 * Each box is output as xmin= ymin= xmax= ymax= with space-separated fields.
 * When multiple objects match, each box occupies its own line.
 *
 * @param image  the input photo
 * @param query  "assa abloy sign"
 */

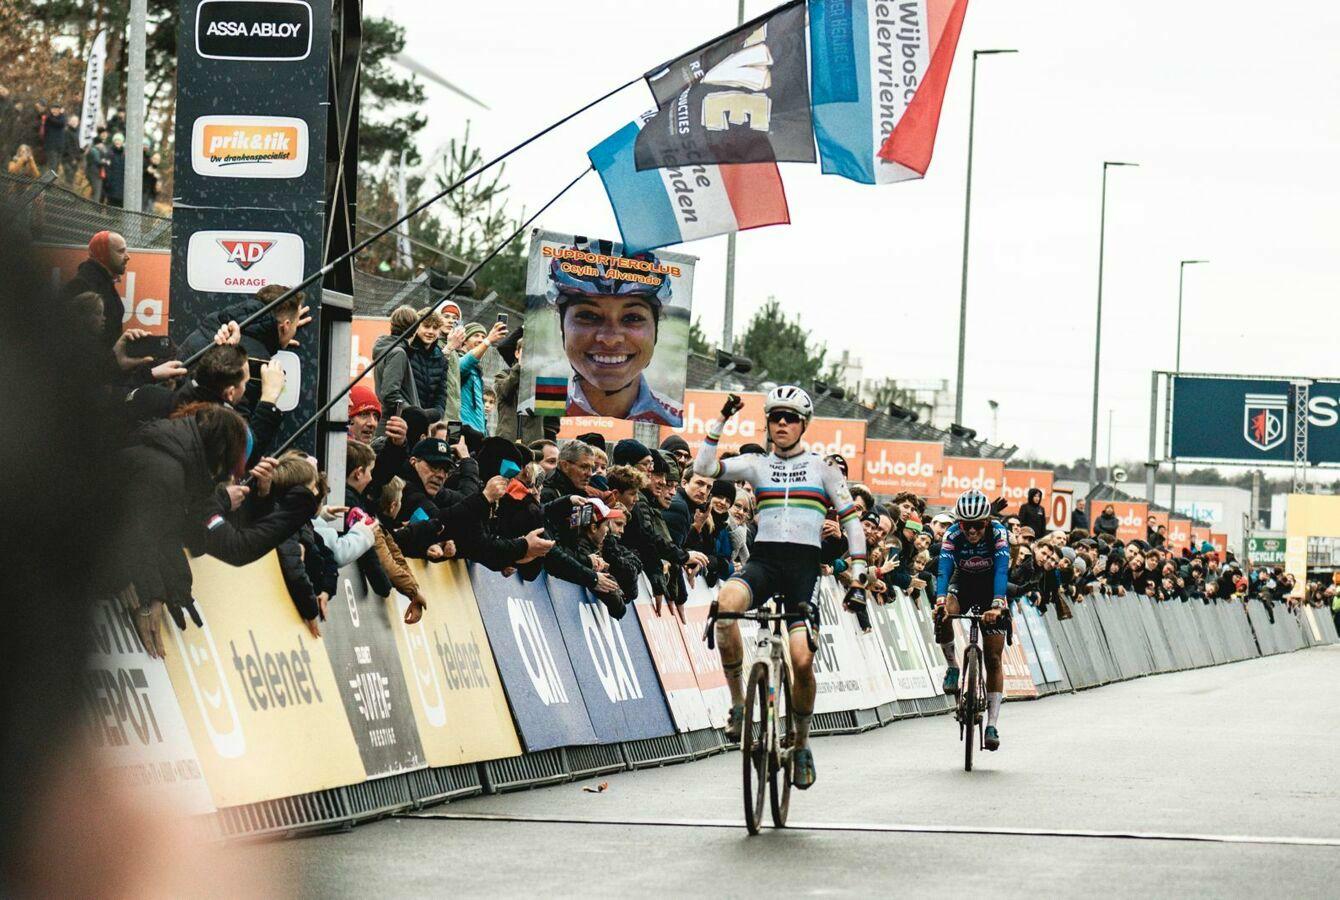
xmin=195 ymin=0 xmax=312 ymax=61
xmin=1170 ymin=375 xmax=1340 ymax=464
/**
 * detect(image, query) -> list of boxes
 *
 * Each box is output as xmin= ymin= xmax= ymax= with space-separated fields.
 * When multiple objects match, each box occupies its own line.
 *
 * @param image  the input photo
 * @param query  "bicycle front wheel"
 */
xmin=962 ymin=646 xmax=981 ymax=772
xmin=742 ymin=661 xmax=769 ymax=835
xmin=769 ymin=663 xmax=793 ymax=828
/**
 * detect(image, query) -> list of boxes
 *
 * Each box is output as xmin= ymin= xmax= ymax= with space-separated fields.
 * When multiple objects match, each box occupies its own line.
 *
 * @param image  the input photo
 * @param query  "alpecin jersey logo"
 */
xmin=1243 ymin=393 xmax=1287 ymax=451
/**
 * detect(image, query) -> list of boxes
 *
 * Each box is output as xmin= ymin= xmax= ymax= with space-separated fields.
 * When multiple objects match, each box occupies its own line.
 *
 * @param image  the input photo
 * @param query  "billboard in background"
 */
xmin=1248 ymin=534 xmax=1287 ymax=565
xmin=1209 ymin=532 xmax=1228 ymax=556
xmin=801 ymin=417 xmax=867 ymax=476
xmin=930 ymin=456 xmax=1006 ymax=506
xmin=1048 ymin=488 xmax=1074 ymax=532
xmin=40 ymin=244 xmax=170 ymax=334
xmin=1001 ymin=468 xmax=1054 ymax=515
xmin=1170 ymin=375 xmax=1340 ymax=464
xmin=662 ymin=389 xmax=766 ymax=456
xmin=1089 ymin=500 xmax=1148 ymax=543
xmin=861 ymin=439 xmax=943 ymax=496
xmin=1168 ymin=517 xmax=1192 ymax=553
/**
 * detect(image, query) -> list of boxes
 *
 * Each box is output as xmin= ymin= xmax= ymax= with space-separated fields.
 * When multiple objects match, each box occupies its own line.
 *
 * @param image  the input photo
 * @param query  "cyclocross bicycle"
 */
xmin=951 ymin=612 xmax=987 ymax=772
xmin=705 ymin=599 xmax=813 ymax=834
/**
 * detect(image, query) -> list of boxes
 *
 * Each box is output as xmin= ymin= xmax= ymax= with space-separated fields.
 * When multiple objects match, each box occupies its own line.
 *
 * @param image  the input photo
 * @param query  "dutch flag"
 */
xmin=588 ymin=118 xmax=790 ymax=254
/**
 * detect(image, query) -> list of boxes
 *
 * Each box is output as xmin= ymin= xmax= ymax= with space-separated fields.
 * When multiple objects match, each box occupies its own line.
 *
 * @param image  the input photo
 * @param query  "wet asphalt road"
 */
xmin=242 ymin=644 xmax=1340 ymax=897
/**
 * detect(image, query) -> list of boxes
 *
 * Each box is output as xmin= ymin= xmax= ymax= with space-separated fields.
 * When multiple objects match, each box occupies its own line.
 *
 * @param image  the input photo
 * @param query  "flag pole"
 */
xmin=264 ymin=166 xmax=592 ymax=460
xmin=720 ymin=0 xmax=748 ymax=352
xmin=182 ymin=77 xmax=637 ymax=367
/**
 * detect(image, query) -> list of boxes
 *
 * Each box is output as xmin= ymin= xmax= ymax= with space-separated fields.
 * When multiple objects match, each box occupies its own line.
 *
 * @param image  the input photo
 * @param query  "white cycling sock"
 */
xmin=940 ymin=642 xmax=957 ymax=667
xmin=794 ymin=712 xmax=812 ymax=748
xmin=987 ymin=692 xmax=1003 ymax=727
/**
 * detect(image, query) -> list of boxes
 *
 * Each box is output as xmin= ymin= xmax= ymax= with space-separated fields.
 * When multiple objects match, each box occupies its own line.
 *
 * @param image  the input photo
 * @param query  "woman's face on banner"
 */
xmin=562 ymin=295 xmax=657 ymax=392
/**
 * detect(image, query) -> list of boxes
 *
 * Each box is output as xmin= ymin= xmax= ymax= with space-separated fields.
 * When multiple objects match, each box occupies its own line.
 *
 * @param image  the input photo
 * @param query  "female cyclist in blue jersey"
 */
xmin=935 ymin=488 xmax=1011 ymax=750
xmin=693 ymin=386 xmax=868 ymax=789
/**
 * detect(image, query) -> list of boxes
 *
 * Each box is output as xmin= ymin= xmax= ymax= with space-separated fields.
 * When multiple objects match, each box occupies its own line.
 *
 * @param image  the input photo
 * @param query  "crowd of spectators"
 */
xmin=66 ymin=226 xmax=1330 ymax=656
xmin=1 ymin=90 xmax=160 ymax=210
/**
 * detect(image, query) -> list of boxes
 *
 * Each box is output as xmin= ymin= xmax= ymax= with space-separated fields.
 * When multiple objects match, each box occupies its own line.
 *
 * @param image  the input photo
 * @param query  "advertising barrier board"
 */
xmin=162 ymin=554 xmax=365 ymax=807
xmin=546 ymin=577 xmax=676 ymax=743
xmin=389 ymin=562 xmax=521 ymax=766
xmin=326 ymin=567 xmax=426 ymax=777
xmin=811 ymin=578 xmax=873 ymax=713
xmin=679 ymin=577 xmax=734 ymax=726
xmin=84 ymin=599 xmax=215 ymax=814
xmin=867 ymin=593 xmax=937 ymax=700
xmin=631 ymin=577 xmax=713 ymax=732
xmin=468 ymin=566 xmax=597 ymax=752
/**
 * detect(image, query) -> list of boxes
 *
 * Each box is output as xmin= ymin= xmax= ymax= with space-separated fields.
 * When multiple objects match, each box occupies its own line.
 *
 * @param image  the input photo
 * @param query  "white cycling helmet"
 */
xmin=764 ymin=385 xmax=813 ymax=420
xmin=954 ymin=488 xmax=991 ymax=522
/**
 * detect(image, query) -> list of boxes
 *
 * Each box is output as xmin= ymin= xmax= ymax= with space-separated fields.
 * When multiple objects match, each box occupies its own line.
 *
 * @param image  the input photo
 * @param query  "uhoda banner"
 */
xmin=1170 ymin=374 xmax=1340 ymax=464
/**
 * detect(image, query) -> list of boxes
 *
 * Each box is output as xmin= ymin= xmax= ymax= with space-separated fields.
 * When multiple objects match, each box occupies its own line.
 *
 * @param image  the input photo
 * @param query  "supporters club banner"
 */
xmin=391 ymin=562 xmax=521 ymax=767
xmin=590 ymin=118 xmax=789 ymax=254
xmin=520 ymin=230 xmax=696 ymax=428
xmin=468 ymin=567 xmax=598 ymax=752
xmin=631 ymin=578 xmax=713 ymax=732
xmin=162 ymin=554 xmax=365 ymax=808
xmin=326 ymin=567 xmax=427 ymax=777
xmin=809 ymin=0 xmax=968 ymax=184
xmin=84 ymin=599 xmax=215 ymax=815
xmin=862 ymin=439 xmax=943 ymax=496
xmin=1001 ymin=468 xmax=1054 ymax=516
xmin=558 ymin=416 xmax=636 ymax=443
xmin=635 ymin=1 xmax=815 ymax=169
xmin=38 ymin=243 xmax=170 ymax=335
xmin=545 ymin=577 xmax=676 ymax=743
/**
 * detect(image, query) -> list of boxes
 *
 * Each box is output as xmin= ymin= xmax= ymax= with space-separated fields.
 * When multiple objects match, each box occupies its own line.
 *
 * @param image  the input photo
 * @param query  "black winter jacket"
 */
xmin=277 ymin=520 xmax=338 ymax=620
xmin=61 ymin=259 xmax=124 ymax=348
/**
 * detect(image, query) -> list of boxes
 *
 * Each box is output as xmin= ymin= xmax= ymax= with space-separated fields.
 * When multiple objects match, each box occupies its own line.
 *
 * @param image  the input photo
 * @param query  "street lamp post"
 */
xmin=1087 ymin=161 xmax=1139 ymax=491
xmin=954 ymin=49 xmax=1017 ymax=424
xmin=1170 ymin=259 xmax=1209 ymax=513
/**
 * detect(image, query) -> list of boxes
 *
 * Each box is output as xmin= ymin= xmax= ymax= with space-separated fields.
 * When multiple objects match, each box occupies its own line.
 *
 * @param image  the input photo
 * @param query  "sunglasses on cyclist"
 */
xmin=767 ymin=410 xmax=804 ymax=425
xmin=962 ymin=519 xmax=988 ymax=531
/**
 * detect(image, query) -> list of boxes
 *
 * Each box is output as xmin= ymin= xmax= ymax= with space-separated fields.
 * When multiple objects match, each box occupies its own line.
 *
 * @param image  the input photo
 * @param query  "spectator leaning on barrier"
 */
xmin=60 ymin=230 xmax=129 ymax=348
xmin=271 ymin=453 xmax=337 ymax=638
xmin=179 ymin=283 xmax=312 ymax=363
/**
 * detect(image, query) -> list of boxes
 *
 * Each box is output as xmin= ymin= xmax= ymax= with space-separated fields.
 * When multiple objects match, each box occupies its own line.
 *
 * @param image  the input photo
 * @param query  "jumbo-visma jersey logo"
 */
xmin=187 ymin=229 xmax=304 ymax=294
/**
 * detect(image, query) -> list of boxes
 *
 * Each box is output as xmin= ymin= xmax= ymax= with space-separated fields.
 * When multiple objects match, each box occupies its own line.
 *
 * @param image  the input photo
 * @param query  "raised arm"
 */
xmin=820 ymin=460 xmax=866 ymax=584
xmin=692 ymin=394 xmax=756 ymax=483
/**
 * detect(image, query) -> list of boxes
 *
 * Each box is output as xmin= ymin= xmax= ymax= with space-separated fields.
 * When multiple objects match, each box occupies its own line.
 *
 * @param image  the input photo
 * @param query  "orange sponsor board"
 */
xmin=1209 ymin=532 xmax=1228 ymax=556
xmin=1089 ymin=501 xmax=1148 ymax=543
xmin=1001 ymin=468 xmax=1054 ymax=515
xmin=557 ymin=416 xmax=635 ymax=443
xmin=660 ymin=389 xmax=766 ymax=455
xmin=931 ymin=456 xmax=1006 ymax=505
xmin=1047 ymin=488 xmax=1074 ymax=531
xmin=1190 ymin=526 xmax=1212 ymax=549
xmin=799 ymin=417 xmax=866 ymax=475
xmin=350 ymin=316 xmax=390 ymax=378
xmin=862 ymin=439 xmax=944 ymax=495
xmin=38 ymin=243 xmax=170 ymax=334
xmin=1168 ymin=517 xmax=1192 ymax=552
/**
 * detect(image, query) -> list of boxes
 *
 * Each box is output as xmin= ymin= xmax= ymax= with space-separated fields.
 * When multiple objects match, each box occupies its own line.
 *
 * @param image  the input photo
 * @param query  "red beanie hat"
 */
xmin=348 ymin=383 xmax=382 ymax=418
xmin=88 ymin=230 xmax=114 ymax=270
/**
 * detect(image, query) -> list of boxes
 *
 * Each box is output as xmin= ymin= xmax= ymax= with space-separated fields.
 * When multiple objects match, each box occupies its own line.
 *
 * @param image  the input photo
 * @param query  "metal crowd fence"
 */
xmin=0 ymin=171 xmax=172 ymax=249
xmin=90 ymin=548 xmax=1335 ymax=845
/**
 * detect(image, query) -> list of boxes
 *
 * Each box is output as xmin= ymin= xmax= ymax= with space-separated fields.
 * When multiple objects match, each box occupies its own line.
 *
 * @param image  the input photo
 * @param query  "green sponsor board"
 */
xmin=1248 ymin=535 xmax=1287 ymax=565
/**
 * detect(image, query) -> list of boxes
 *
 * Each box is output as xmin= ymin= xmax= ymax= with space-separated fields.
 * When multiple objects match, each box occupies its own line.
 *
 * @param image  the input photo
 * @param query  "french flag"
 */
xmin=809 ymin=0 xmax=969 ymax=185
xmin=589 ymin=119 xmax=790 ymax=254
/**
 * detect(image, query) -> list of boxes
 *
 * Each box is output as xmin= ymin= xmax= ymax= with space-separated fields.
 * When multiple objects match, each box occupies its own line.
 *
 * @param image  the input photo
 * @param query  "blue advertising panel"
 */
xmin=468 ymin=567 xmax=597 ymax=752
xmin=1170 ymin=375 xmax=1340 ymax=464
xmin=1016 ymin=599 xmax=1065 ymax=683
xmin=545 ymin=577 xmax=675 ymax=743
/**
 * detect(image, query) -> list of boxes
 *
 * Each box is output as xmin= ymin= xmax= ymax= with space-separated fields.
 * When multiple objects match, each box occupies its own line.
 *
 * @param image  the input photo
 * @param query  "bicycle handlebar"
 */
xmin=702 ymin=599 xmax=814 ymax=650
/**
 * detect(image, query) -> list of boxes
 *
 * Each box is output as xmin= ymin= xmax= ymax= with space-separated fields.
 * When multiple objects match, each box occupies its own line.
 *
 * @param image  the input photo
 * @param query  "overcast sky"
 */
xmin=366 ymin=0 xmax=1340 ymax=466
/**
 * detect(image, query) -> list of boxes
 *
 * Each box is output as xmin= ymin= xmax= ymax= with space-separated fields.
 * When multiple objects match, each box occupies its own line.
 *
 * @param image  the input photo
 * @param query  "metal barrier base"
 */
xmin=407 ymin=764 xmax=484 ymax=808
xmin=623 ymin=734 xmax=692 ymax=769
xmin=565 ymin=743 xmax=627 ymax=779
xmin=481 ymin=749 xmax=569 ymax=793
xmin=812 ymin=710 xmax=859 ymax=735
xmin=343 ymin=773 xmax=415 ymax=825
xmin=682 ymin=727 xmax=727 ymax=758
xmin=215 ymin=786 xmax=354 ymax=840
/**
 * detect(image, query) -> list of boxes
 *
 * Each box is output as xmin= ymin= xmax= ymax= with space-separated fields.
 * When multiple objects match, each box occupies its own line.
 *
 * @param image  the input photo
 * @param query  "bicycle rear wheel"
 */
xmin=769 ymin=663 xmax=793 ymax=828
xmin=742 ymin=661 xmax=769 ymax=835
xmin=962 ymin=646 xmax=981 ymax=772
